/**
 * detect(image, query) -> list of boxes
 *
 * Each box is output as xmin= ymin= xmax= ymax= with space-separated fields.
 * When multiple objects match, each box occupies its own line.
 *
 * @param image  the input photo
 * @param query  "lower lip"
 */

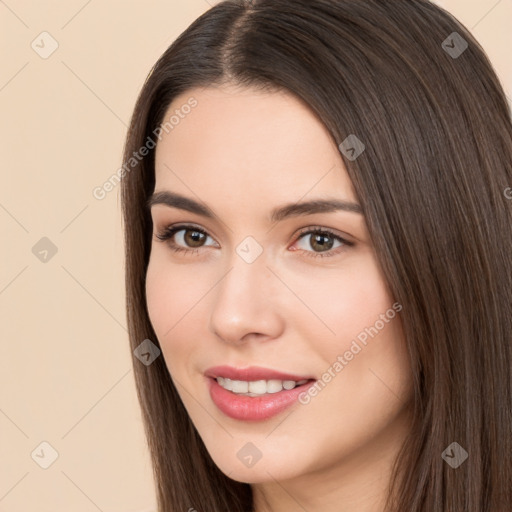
xmin=207 ymin=377 xmax=316 ymax=421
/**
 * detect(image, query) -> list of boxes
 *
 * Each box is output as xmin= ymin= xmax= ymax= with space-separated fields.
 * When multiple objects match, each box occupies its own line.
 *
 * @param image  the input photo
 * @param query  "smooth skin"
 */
xmin=145 ymin=83 xmax=414 ymax=512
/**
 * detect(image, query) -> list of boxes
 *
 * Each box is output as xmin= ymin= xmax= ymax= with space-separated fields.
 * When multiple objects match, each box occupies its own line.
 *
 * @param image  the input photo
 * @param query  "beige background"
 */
xmin=0 ymin=1 xmax=510 ymax=511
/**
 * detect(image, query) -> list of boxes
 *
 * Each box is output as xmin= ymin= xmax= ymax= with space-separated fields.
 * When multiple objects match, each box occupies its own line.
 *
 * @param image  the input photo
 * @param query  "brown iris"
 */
xmin=309 ymin=233 xmax=334 ymax=252
xmin=184 ymin=229 xmax=206 ymax=247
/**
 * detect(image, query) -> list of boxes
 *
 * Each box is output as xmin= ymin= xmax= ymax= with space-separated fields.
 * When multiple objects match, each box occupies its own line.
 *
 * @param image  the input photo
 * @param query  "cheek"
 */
xmin=285 ymin=252 xmax=407 ymax=405
xmin=145 ymin=253 xmax=204 ymax=333
xmin=145 ymin=262 xmax=173 ymax=334
xmin=145 ymin=256 xmax=203 ymax=369
xmin=290 ymin=254 xmax=395 ymax=345
xmin=145 ymin=252 xmax=226 ymax=383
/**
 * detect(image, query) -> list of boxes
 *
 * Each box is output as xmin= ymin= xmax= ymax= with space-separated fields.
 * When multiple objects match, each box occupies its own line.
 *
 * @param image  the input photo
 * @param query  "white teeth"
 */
xmin=248 ymin=380 xmax=267 ymax=394
xmin=231 ymin=380 xmax=249 ymax=393
xmin=283 ymin=380 xmax=296 ymax=390
xmin=266 ymin=379 xmax=283 ymax=393
xmin=216 ymin=377 xmax=309 ymax=395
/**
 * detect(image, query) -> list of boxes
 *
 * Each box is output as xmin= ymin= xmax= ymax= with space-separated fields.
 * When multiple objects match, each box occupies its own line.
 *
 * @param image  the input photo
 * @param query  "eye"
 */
xmin=292 ymin=227 xmax=353 ymax=258
xmin=154 ymin=224 xmax=218 ymax=255
xmin=154 ymin=223 xmax=354 ymax=259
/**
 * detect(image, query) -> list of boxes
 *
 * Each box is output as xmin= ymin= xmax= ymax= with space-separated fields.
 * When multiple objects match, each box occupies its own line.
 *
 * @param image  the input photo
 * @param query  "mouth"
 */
xmin=204 ymin=366 xmax=316 ymax=421
xmin=214 ymin=376 xmax=311 ymax=396
xmin=204 ymin=364 xmax=315 ymax=382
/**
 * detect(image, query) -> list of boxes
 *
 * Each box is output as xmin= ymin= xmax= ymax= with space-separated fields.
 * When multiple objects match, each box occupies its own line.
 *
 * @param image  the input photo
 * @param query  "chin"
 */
xmin=208 ymin=447 xmax=304 ymax=484
xmin=222 ymin=465 xmax=291 ymax=485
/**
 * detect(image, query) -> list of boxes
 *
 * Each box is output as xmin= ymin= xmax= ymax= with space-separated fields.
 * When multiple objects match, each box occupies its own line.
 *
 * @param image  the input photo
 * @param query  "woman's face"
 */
xmin=146 ymin=84 xmax=413 ymax=489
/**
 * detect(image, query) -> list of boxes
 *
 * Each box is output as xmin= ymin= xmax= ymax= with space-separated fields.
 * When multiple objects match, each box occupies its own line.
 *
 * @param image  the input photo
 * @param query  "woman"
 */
xmin=121 ymin=1 xmax=512 ymax=510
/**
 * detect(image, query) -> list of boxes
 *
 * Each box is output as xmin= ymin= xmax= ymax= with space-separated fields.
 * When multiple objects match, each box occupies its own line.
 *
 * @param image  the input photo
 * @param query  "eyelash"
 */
xmin=154 ymin=223 xmax=354 ymax=259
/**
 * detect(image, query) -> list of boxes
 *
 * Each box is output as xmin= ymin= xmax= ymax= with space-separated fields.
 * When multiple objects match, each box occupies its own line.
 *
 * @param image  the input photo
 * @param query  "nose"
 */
xmin=208 ymin=249 xmax=285 ymax=345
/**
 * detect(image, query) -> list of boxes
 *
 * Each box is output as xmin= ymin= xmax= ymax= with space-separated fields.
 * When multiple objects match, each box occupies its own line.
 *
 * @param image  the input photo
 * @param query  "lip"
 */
xmin=204 ymin=365 xmax=316 ymax=421
xmin=204 ymin=365 xmax=315 ymax=382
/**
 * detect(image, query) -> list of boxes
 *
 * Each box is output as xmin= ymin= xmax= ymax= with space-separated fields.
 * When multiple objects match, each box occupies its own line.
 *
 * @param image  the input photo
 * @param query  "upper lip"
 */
xmin=204 ymin=365 xmax=315 ymax=382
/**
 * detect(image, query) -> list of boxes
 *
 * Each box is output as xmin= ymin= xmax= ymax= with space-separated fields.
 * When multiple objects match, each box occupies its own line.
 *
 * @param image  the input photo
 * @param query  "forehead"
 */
xmin=153 ymin=84 xmax=357 ymax=208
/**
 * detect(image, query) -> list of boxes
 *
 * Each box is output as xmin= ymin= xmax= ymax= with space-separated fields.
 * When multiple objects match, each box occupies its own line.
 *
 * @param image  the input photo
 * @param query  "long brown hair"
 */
xmin=120 ymin=1 xmax=512 ymax=510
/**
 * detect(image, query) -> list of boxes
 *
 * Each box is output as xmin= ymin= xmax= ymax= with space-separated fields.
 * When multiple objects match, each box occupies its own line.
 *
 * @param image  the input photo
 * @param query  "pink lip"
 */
xmin=204 ymin=365 xmax=316 ymax=421
xmin=204 ymin=365 xmax=314 ymax=382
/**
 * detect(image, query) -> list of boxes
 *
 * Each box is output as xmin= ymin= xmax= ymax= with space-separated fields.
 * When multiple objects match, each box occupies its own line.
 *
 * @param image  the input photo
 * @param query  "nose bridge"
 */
xmin=217 ymin=243 xmax=269 ymax=311
xmin=209 ymin=240 xmax=282 ymax=343
xmin=220 ymin=232 xmax=270 ymax=297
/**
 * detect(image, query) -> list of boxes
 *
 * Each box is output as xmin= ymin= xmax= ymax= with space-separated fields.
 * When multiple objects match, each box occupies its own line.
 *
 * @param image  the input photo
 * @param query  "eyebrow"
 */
xmin=146 ymin=190 xmax=363 ymax=223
